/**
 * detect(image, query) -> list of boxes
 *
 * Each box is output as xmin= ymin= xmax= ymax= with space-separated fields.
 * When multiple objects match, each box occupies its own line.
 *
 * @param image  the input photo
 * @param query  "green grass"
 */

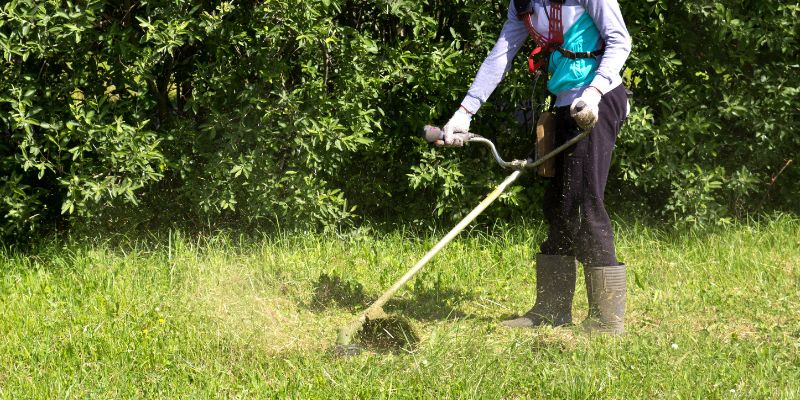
xmin=2 ymin=216 xmax=799 ymax=398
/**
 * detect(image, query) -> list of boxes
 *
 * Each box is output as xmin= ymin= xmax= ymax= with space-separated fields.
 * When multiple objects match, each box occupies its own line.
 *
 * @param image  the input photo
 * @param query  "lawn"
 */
xmin=1 ymin=216 xmax=799 ymax=398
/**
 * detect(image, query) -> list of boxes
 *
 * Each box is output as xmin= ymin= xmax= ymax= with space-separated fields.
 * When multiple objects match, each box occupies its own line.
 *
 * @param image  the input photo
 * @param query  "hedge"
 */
xmin=1 ymin=0 xmax=798 ymax=240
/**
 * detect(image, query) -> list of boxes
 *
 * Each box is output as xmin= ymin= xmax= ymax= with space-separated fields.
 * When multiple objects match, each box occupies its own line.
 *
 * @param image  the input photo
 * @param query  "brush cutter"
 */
xmin=332 ymin=124 xmax=591 ymax=356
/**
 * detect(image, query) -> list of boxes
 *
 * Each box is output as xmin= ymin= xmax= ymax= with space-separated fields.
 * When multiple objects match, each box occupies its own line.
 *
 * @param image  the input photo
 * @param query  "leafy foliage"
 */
xmin=614 ymin=1 xmax=800 ymax=224
xmin=1 ymin=0 xmax=798 ymax=240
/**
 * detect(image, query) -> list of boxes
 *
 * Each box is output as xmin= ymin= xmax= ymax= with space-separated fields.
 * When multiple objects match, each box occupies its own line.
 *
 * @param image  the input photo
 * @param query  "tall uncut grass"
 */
xmin=1 ymin=215 xmax=798 ymax=398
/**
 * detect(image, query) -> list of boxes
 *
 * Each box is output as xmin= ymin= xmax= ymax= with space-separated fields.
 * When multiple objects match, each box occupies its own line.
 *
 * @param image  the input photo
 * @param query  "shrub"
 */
xmin=1 ymin=0 xmax=797 ymax=241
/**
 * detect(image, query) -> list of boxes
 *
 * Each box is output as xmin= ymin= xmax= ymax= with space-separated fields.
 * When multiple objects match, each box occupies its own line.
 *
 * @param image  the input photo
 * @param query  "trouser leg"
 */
xmin=540 ymin=84 xmax=628 ymax=267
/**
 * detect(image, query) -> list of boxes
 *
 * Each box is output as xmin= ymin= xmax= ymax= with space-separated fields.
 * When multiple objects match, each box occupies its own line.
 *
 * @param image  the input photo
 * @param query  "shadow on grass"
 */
xmin=385 ymin=284 xmax=474 ymax=321
xmin=307 ymin=273 xmax=368 ymax=312
xmin=306 ymin=273 xmax=475 ymax=322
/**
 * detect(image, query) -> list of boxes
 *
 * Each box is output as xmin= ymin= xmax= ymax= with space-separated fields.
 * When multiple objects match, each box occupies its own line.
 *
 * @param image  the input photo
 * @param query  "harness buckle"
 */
xmin=528 ymin=47 xmax=546 ymax=74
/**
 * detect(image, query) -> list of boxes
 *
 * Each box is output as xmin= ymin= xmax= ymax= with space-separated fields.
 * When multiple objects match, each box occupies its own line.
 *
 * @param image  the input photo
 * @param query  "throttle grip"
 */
xmin=422 ymin=125 xmax=475 ymax=145
xmin=422 ymin=125 xmax=444 ymax=143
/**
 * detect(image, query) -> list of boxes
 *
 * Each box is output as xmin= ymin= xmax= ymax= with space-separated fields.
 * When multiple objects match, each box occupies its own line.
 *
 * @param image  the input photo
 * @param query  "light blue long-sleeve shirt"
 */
xmin=461 ymin=0 xmax=631 ymax=111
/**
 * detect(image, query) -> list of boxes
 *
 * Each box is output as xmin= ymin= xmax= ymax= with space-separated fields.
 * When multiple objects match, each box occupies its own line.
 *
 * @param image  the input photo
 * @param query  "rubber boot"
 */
xmin=582 ymin=264 xmax=626 ymax=335
xmin=501 ymin=254 xmax=577 ymax=328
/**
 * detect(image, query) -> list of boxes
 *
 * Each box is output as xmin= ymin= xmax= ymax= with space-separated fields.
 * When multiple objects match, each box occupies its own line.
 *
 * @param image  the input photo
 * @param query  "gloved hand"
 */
xmin=570 ymin=86 xmax=603 ymax=131
xmin=441 ymin=108 xmax=472 ymax=147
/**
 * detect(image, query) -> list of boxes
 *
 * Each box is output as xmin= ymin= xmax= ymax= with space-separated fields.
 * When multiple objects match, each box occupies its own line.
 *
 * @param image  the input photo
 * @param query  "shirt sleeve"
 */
xmin=460 ymin=2 xmax=529 ymax=114
xmin=578 ymin=0 xmax=632 ymax=94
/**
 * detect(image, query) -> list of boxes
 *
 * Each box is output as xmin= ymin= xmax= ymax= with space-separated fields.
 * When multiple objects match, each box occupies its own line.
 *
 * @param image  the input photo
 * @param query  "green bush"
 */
xmin=1 ymin=0 xmax=798 ymax=241
xmin=613 ymin=1 xmax=800 ymax=224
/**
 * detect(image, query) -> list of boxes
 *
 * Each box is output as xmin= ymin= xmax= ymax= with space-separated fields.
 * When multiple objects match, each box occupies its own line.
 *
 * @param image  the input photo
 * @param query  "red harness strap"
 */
xmin=548 ymin=3 xmax=564 ymax=46
xmin=522 ymin=3 xmax=562 ymax=49
xmin=522 ymin=3 xmax=563 ymax=74
xmin=521 ymin=2 xmax=603 ymax=75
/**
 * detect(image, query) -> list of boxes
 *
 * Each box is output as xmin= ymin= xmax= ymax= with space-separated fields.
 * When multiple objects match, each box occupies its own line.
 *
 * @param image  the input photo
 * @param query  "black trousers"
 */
xmin=539 ymin=84 xmax=628 ymax=267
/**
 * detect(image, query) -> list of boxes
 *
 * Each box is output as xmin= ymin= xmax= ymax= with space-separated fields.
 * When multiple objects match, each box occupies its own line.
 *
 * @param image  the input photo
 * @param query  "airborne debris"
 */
xmin=357 ymin=315 xmax=420 ymax=352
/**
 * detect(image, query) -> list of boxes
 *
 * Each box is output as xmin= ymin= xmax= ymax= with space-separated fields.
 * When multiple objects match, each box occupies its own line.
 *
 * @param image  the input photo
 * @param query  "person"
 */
xmin=442 ymin=0 xmax=631 ymax=334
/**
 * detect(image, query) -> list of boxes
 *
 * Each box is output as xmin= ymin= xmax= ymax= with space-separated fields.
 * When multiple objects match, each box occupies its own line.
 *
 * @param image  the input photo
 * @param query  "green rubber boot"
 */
xmin=582 ymin=264 xmax=626 ymax=335
xmin=501 ymin=254 xmax=577 ymax=328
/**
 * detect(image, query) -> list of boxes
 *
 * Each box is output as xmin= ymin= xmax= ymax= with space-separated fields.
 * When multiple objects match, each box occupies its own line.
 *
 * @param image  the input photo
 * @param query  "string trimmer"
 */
xmin=332 ymin=124 xmax=591 ymax=356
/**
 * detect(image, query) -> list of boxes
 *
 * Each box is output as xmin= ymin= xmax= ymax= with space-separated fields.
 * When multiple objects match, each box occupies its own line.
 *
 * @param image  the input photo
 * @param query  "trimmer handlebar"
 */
xmin=421 ymin=124 xmax=591 ymax=172
xmin=422 ymin=125 xmax=532 ymax=170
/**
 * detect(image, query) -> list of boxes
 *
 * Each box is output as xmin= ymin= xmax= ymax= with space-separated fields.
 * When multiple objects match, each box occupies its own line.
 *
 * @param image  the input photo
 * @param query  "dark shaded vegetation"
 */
xmin=1 ymin=0 xmax=797 ymax=243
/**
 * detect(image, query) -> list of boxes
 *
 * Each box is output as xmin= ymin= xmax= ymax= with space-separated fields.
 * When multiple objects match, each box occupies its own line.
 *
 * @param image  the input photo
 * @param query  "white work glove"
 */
xmin=570 ymin=86 xmax=603 ymax=131
xmin=441 ymin=108 xmax=472 ymax=147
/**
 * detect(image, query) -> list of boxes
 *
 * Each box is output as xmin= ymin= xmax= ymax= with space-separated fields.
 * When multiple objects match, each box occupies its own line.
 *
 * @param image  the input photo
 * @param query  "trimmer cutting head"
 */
xmin=331 ymin=313 xmax=419 ymax=357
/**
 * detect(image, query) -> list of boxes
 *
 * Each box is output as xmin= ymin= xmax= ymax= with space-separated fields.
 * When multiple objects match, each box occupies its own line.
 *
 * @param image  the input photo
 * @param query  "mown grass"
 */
xmin=1 ymin=215 xmax=799 ymax=398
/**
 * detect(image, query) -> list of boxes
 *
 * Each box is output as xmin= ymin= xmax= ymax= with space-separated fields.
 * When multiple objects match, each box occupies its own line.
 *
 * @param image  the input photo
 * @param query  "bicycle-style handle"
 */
xmin=422 ymin=125 xmax=476 ymax=144
xmin=420 ymin=124 xmax=591 ymax=171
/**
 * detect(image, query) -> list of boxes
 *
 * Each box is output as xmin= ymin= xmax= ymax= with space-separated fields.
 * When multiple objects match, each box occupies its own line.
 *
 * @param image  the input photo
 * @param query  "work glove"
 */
xmin=441 ymin=108 xmax=472 ymax=147
xmin=570 ymin=86 xmax=603 ymax=131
